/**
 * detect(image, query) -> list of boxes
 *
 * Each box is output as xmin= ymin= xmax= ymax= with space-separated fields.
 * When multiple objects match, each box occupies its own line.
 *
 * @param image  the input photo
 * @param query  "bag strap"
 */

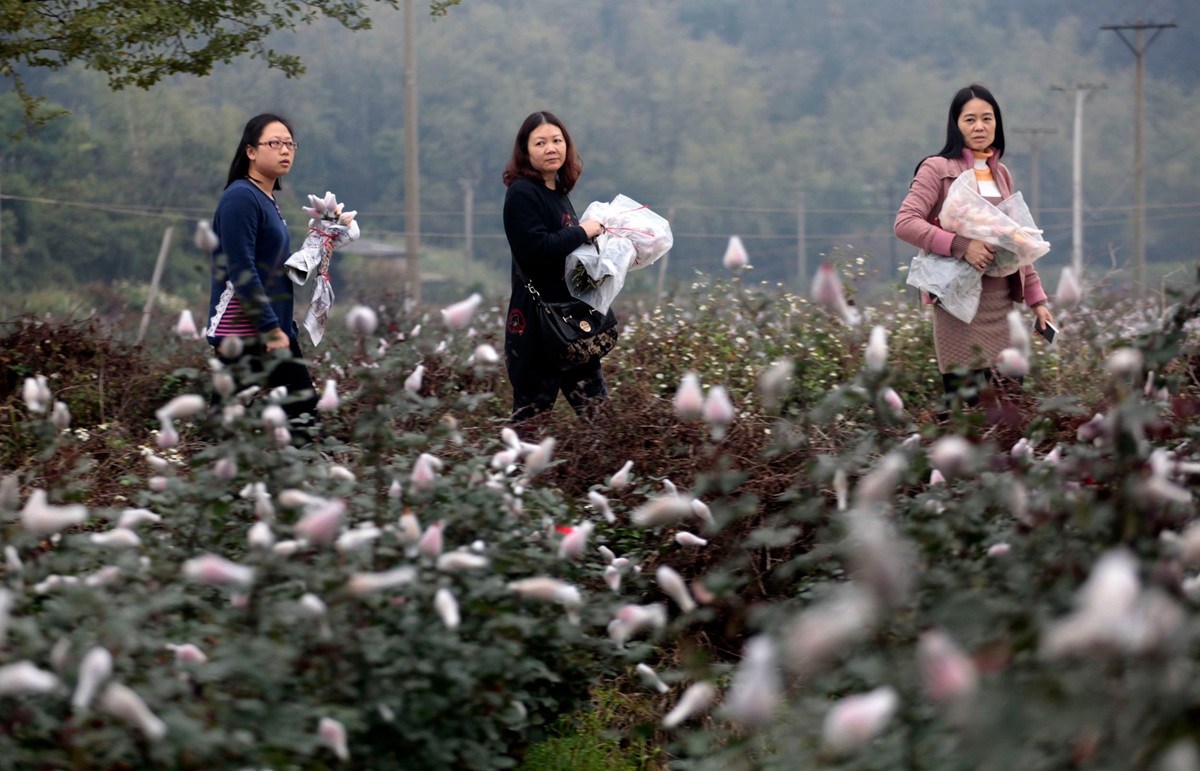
xmin=512 ymin=260 xmax=546 ymax=304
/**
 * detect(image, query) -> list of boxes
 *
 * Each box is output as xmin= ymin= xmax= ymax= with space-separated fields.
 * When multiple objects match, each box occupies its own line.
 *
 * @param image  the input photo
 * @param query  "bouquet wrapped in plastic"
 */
xmin=906 ymin=170 xmax=1050 ymax=323
xmin=284 ymin=192 xmax=360 ymax=345
xmin=564 ymin=194 xmax=673 ymax=313
xmin=938 ymin=170 xmax=1050 ymax=277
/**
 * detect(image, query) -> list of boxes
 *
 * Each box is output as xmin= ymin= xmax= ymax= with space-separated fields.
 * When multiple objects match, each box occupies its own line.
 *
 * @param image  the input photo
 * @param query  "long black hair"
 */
xmin=225 ymin=113 xmax=294 ymax=190
xmin=913 ymin=84 xmax=1005 ymax=177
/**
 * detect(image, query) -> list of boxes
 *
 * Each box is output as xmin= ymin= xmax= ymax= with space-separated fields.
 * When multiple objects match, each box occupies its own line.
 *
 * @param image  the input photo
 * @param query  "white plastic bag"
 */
xmin=565 ymin=194 xmax=673 ymax=313
xmin=938 ymin=171 xmax=1050 ymax=277
xmin=906 ymin=250 xmax=982 ymax=323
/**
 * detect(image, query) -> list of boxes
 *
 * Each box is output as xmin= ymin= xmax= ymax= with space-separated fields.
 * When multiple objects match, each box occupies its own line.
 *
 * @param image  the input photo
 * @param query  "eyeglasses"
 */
xmin=255 ymin=139 xmax=299 ymax=151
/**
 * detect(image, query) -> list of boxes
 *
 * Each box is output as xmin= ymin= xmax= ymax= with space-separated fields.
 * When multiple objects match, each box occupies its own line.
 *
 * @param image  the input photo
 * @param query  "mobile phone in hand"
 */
xmin=1033 ymin=319 xmax=1058 ymax=344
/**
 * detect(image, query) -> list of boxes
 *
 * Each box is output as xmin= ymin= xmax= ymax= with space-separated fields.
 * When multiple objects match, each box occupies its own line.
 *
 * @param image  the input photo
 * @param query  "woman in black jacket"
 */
xmin=501 ymin=111 xmax=609 ymax=422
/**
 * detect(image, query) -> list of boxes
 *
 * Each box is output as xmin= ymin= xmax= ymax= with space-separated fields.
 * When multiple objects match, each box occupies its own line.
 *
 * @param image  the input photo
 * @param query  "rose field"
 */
xmin=2 ymin=263 xmax=1200 ymax=770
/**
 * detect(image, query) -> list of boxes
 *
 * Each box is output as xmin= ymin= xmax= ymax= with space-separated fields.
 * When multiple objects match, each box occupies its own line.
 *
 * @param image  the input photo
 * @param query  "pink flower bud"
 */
xmin=473 ymin=343 xmax=500 ymax=364
xmin=723 ymin=635 xmax=782 ymax=726
xmin=587 ymin=491 xmax=615 ymax=524
xmin=404 ymin=364 xmax=425 ymax=394
xmin=691 ymin=499 xmax=715 ymax=528
xmin=175 ymin=310 xmax=199 ymax=339
xmin=821 ymin=686 xmax=898 ymax=754
xmin=810 ymin=261 xmax=862 ymax=327
xmin=411 ymin=453 xmax=441 ymax=492
xmin=441 ymin=293 xmax=482 ymax=329
xmin=248 ymin=521 xmax=275 ymax=550
xmin=758 ymin=359 xmax=794 ymax=409
xmin=436 ymin=551 xmax=489 ymax=572
xmin=702 ymin=386 xmax=735 ymax=438
xmin=212 ymin=456 xmax=238 ymax=480
xmin=21 ymin=489 xmax=87 ymax=535
xmin=675 ymin=532 xmax=708 ymax=547
xmin=882 ymin=388 xmax=904 ymax=413
xmin=346 ymin=567 xmax=417 ymax=596
xmin=71 ymin=647 xmax=112 ymax=711
xmin=165 ymin=643 xmax=208 ymax=665
xmin=865 ymin=326 xmax=888 ymax=372
xmin=418 ymin=521 xmax=444 ymax=557
xmin=157 ymin=394 xmax=206 ymax=421
xmin=636 ymin=663 xmax=669 ymax=694
xmin=262 ymin=404 xmax=287 ymax=429
xmin=434 ymin=588 xmax=460 ymax=630
xmin=316 ymin=379 xmax=340 ymax=412
xmin=610 ymin=603 xmax=667 ymax=644
xmin=662 ymin=682 xmax=717 ymax=728
xmin=928 ymin=435 xmax=975 ymax=478
xmin=51 ymin=401 xmax=71 ymax=430
xmin=89 ymin=528 xmax=141 ymax=549
xmin=182 ymin=554 xmax=255 ymax=588
xmin=656 ymin=565 xmax=696 ymax=613
xmin=929 ymin=469 xmax=946 ymax=485
xmin=604 ymin=565 xmax=621 ymax=593
xmin=673 ymin=372 xmax=704 ymax=419
xmin=118 ymin=508 xmax=161 ymax=529
xmin=156 ymin=419 xmax=179 ymax=449
xmin=525 ymin=437 xmax=556 ymax=477
xmin=345 ymin=305 xmax=378 ymax=336
xmin=99 ymin=682 xmax=167 ymax=741
xmin=1055 ymin=267 xmax=1082 ymax=307
xmin=609 ymin=460 xmax=634 ymax=489
xmin=295 ymin=499 xmax=346 ymax=544
xmin=193 ymin=219 xmax=219 ymax=252
xmin=148 ymin=476 xmax=169 ymax=492
xmin=0 ymin=661 xmax=60 ymax=696
xmin=558 ymin=522 xmax=593 ymax=560
xmin=318 ymin=716 xmax=350 ymax=761
xmin=722 ymin=235 xmax=749 ymax=270
xmin=987 ymin=542 xmax=1010 ymax=558
xmin=853 ymin=451 xmax=908 ymax=507
xmin=22 ymin=375 xmax=51 ymax=413
xmin=631 ymin=495 xmax=693 ymax=528
xmin=917 ymin=630 xmax=978 ymax=703
xmin=995 ymin=347 xmax=1029 ymax=378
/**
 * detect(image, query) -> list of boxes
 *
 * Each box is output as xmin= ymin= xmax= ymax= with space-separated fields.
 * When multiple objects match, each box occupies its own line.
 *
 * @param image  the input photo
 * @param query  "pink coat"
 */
xmin=894 ymin=149 xmax=1048 ymax=307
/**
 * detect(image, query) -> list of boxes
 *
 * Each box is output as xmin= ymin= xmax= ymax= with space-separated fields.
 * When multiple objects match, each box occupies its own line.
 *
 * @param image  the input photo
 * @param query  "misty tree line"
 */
xmin=1 ymin=0 xmax=1197 ymax=300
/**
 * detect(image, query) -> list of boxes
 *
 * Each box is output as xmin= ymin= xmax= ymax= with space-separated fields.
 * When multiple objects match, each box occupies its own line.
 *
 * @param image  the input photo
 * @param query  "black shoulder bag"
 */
xmin=516 ymin=263 xmax=619 ymax=368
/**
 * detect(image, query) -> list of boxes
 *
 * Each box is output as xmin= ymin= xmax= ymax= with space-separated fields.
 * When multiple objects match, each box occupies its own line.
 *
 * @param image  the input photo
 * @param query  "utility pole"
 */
xmin=1010 ymin=127 xmax=1056 ymax=223
xmin=1102 ymin=20 xmax=1175 ymax=298
xmin=655 ymin=205 xmax=675 ymax=309
xmin=0 ymin=153 xmax=4 ymax=270
xmin=795 ymin=189 xmax=807 ymax=289
xmin=1051 ymin=84 xmax=1104 ymax=280
xmin=459 ymin=177 xmax=474 ymax=285
xmin=403 ymin=0 xmax=422 ymax=305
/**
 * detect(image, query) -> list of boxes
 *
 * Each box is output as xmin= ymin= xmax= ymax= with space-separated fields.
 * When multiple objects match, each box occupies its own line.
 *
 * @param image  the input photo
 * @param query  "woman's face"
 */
xmin=957 ymin=98 xmax=996 ymax=153
xmin=247 ymin=121 xmax=296 ymax=180
xmin=527 ymin=123 xmax=567 ymax=182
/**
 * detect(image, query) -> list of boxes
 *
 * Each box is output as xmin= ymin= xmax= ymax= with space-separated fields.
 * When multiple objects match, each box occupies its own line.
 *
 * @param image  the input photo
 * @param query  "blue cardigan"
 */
xmin=204 ymin=179 xmax=295 ymax=343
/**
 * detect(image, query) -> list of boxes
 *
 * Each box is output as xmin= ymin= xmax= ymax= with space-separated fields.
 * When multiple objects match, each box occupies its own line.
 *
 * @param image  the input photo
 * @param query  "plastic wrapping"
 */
xmin=565 ymin=195 xmax=673 ymax=313
xmin=938 ymin=170 xmax=1050 ymax=277
xmin=284 ymin=192 xmax=360 ymax=346
xmin=906 ymin=250 xmax=982 ymax=323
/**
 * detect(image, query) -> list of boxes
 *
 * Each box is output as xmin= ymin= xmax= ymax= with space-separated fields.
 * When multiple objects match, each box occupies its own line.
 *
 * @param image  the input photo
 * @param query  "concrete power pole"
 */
xmin=403 ymin=0 xmax=422 ymax=305
xmin=1102 ymin=20 xmax=1175 ymax=298
xmin=795 ymin=189 xmax=806 ymax=288
xmin=1010 ymin=127 xmax=1056 ymax=224
xmin=459 ymin=178 xmax=474 ymax=285
xmin=1050 ymin=84 xmax=1104 ymax=280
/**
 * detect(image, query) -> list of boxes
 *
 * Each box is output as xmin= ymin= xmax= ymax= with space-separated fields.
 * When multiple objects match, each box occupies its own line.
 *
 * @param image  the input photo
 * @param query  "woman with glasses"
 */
xmin=204 ymin=113 xmax=318 ymax=433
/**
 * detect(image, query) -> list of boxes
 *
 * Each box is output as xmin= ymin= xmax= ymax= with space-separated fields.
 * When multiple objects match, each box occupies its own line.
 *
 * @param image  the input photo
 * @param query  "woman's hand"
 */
xmin=1033 ymin=303 xmax=1054 ymax=332
xmin=264 ymin=327 xmax=290 ymax=352
xmin=963 ymin=239 xmax=996 ymax=272
xmin=581 ymin=219 xmax=605 ymax=242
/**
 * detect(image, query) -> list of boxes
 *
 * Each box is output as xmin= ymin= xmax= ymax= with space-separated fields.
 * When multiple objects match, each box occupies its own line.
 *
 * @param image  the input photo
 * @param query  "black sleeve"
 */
xmin=503 ymin=181 xmax=588 ymax=265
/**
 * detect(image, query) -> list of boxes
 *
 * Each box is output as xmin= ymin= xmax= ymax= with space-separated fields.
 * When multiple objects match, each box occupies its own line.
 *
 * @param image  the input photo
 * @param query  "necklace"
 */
xmin=246 ymin=174 xmax=273 ymax=196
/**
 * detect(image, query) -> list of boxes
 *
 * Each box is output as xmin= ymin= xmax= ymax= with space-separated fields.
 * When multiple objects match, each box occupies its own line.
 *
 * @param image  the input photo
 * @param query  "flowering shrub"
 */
xmin=1 ymin=266 xmax=1198 ymax=769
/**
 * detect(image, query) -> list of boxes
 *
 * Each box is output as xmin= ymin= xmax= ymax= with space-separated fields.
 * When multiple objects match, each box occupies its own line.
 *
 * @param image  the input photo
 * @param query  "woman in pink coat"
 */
xmin=895 ymin=83 xmax=1055 ymax=407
